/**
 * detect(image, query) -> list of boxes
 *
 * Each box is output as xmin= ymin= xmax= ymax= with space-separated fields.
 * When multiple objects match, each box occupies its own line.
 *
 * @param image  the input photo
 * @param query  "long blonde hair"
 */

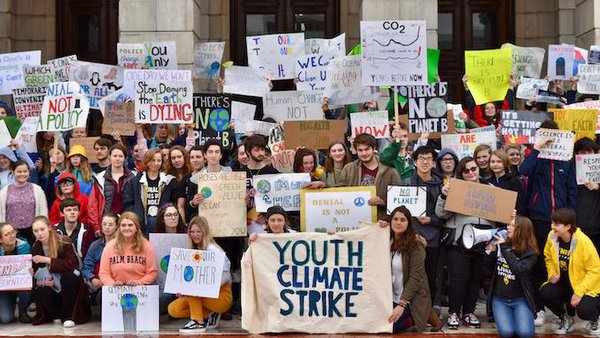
xmin=65 ymin=154 xmax=92 ymax=182
xmin=31 ymin=216 xmax=69 ymax=258
xmin=115 ymin=212 xmax=145 ymax=255
xmin=188 ymin=216 xmax=218 ymax=251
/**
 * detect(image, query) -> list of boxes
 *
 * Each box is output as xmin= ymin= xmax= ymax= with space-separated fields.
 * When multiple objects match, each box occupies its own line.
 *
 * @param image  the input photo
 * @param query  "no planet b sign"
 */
xmin=38 ymin=81 xmax=90 ymax=131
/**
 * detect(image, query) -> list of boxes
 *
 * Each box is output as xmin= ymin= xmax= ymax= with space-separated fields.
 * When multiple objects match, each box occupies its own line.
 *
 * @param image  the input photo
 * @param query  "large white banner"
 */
xmin=0 ymin=51 xmax=41 ymax=95
xmin=252 ymin=173 xmax=312 ymax=212
xmin=263 ymin=91 xmax=324 ymax=121
xmin=361 ymin=20 xmax=428 ymax=86
xmin=441 ymin=130 xmax=497 ymax=159
xmin=164 ymin=248 xmax=225 ymax=298
xmin=101 ymin=285 xmax=159 ymax=332
xmin=323 ymin=56 xmax=380 ymax=105
xmin=247 ymin=33 xmax=306 ymax=80
xmin=241 ymin=225 xmax=393 ymax=334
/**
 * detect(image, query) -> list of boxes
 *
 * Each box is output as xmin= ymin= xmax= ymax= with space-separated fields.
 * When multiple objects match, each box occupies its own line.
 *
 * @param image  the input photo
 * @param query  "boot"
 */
xmin=428 ymin=308 xmax=443 ymax=332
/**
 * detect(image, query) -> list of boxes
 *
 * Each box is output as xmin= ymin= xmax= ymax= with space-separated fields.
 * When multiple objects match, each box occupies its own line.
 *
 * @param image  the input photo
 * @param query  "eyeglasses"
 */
xmin=164 ymin=213 xmax=179 ymax=218
xmin=462 ymin=167 xmax=478 ymax=174
xmin=416 ymin=157 xmax=433 ymax=163
xmin=59 ymin=180 xmax=74 ymax=186
xmin=3 ymin=230 xmax=17 ymax=236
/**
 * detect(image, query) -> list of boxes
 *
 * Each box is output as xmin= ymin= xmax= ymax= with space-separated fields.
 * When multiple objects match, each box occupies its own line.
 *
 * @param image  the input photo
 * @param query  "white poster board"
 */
xmin=0 ymin=51 xmax=41 ymax=95
xmin=235 ymin=120 xmax=276 ymax=136
xmin=134 ymin=79 xmax=193 ymax=124
xmin=535 ymin=128 xmax=575 ymax=161
xmin=38 ymin=81 xmax=90 ymax=132
xmin=101 ymin=285 xmax=159 ymax=332
xmin=15 ymin=116 xmax=38 ymax=153
xmin=12 ymin=86 xmax=45 ymax=120
xmin=247 ymin=33 xmax=306 ymax=80
xmin=223 ymin=66 xmax=271 ymax=97
xmin=323 ymin=55 xmax=381 ymax=105
xmin=305 ymin=33 xmax=346 ymax=56
xmin=23 ymin=65 xmax=54 ymax=88
xmin=295 ymin=52 xmax=337 ymax=91
xmin=68 ymin=61 xmax=124 ymax=109
xmin=441 ymin=130 xmax=497 ymax=159
xmin=0 ymin=254 xmax=32 ymax=291
xmin=117 ymin=43 xmax=146 ymax=69
xmin=144 ymin=41 xmax=178 ymax=69
xmin=149 ymin=233 xmax=189 ymax=288
xmin=194 ymin=42 xmax=226 ymax=80
xmin=547 ymin=44 xmax=574 ymax=80
xmin=386 ymin=186 xmax=427 ymax=216
xmin=501 ymin=43 xmax=545 ymax=78
xmin=47 ymin=55 xmax=77 ymax=82
xmin=575 ymin=153 xmax=600 ymax=185
xmin=123 ymin=69 xmax=191 ymax=100
xmin=230 ymin=101 xmax=256 ymax=123
xmin=577 ymin=64 xmax=600 ymax=94
xmin=164 ymin=248 xmax=225 ymax=298
xmin=351 ymin=110 xmax=389 ymax=138
xmin=516 ymin=78 xmax=549 ymax=100
xmin=253 ymin=173 xmax=312 ymax=212
xmin=263 ymin=91 xmax=324 ymax=121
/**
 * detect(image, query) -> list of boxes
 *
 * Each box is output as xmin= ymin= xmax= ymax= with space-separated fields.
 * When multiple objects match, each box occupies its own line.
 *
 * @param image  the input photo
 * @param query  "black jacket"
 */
xmin=400 ymin=172 xmax=444 ymax=247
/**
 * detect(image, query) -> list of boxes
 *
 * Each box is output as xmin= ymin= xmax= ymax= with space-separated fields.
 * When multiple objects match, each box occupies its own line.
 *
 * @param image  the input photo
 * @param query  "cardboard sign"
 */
xmin=149 ymin=233 xmax=189 ymax=288
xmin=577 ymin=64 xmax=600 ymax=94
xmin=192 ymin=93 xmax=232 ymax=147
xmin=71 ymin=137 xmax=100 ymax=163
xmin=445 ymin=178 xmax=517 ymax=224
xmin=263 ymin=91 xmax=324 ymax=122
xmin=241 ymin=225 xmax=393 ymax=334
xmin=399 ymin=82 xmax=453 ymax=139
xmin=0 ymin=254 xmax=32 ymax=291
xmin=197 ymin=171 xmax=247 ymax=237
xmin=351 ymin=111 xmax=389 ymax=138
xmin=323 ymin=55 xmax=380 ymax=105
xmin=501 ymin=43 xmax=545 ymax=78
xmin=230 ymin=100 xmax=256 ymax=123
xmin=101 ymin=285 xmax=159 ymax=332
xmin=549 ymin=109 xmax=597 ymax=140
xmin=47 ymin=55 xmax=77 ymax=82
xmin=143 ymin=41 xmax=178 ymax=69
xmin=548 ymin=44 xmax=574 ymax=80
xmin=117 ymin=43 xmax=146 ymax=69
xmin=12 ymin=86 xmax=45 ymax=120
xmin=246 ymin=33 xmax=306 ymax=80
xmin=194 ymin=42 xmax=225 ymax=80
xmin=295 ymin=52 xmax=337 ymax=91
xmin=123 ymin=69 xmax=191 ymax=100
xmin=361 ymin=20 xmax=428 ymax=86
xmin=284 ymin=120 xmax=346 ymax=149
xmin=441 ymin=130 xmax=497 ymax=159
xmin=103 ymin=101 xmax=136 ymax=136
xmin=575 ymin=154 xmax=600 ymax=185
xmin=500 ymin=110 xmax=554 ymax=144
xmin=535 ymin=128 xmax=575 ymax=161
xmin=465 ymin=48 xmax=512 ymax=104
xmin=23 ymin=65 xmax=54 ymax=87
xmin=386 ymin=186 xmax=427 ymax=216
xmin=164 ymin=247 xmax=225 ymax=298
xmin=305 ymin=33 xmax=346 ymax=56
xmin=0 ymin=51 xmax=41 ymax=95
xmin=134 ymin=80 xmax=193 ymax=124
xmin=38 ymin=81 xmax=90 ymax=132
xmin=223 ymin=66 xmax=270 ymax=97
xmin=516 ymin=78 xmax=549 ymax=100
xmin=564 ymin=100 xmax=600 ymax=133
xmin=252 ymin=173 xmax=312 ymax=212
xmin=301 ymin=186 xmax=377 ymax=232
xmin=15 ymin=116 xmax=38 ymax=153
xmin=69 ymin=61 xmax=124 ymax=109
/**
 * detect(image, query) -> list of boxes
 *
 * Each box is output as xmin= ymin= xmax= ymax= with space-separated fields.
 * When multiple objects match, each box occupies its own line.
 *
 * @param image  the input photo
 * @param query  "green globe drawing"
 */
xmin=183 ymin=266 xmax=194 ymax=282
xmin=209 ymin=108 xmax=230 ymax=132
xmin=256 ymin=180 xmax=271 ymax=194
xmin=201 ymin=186 xmax=212 ymax=198
xmin=160 ymin=255 xmax=170 ymax=273
xmin=120 ymin=293 xmax=139 ymax=310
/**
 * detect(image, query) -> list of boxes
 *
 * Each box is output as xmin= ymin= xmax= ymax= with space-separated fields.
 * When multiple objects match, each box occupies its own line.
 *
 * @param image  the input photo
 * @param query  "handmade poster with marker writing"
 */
xmin=305 ymin=33 xmax=346 ymax=56
xmin=103 ymin=101 xmax=136 ymax=136
xmin=164 ymin=248 xmax=225 ymax=298
xmin=134 ymin=80 xmax=193 ymax=124
xmin=37 ymin=81 xmax=90 ymax=132
xmin=0 ymin=120 xmax=11 ymax=148
xmin=549 ymin=108 xmax=597 ymax=140
xmin=361 ymin=20 xmax=427 ymax=86
xmin=547 ymin=44 xmax=574 ymax=80
xmin=263 ymin=91 xmax=324 ymax=122
xmin=0 ymin=50 xmax=41 ymax=95
xmin=501 ymin=43 xmax=545 ymax=78
xmin=441 ymin=130 xmax=497 ymax=159
xmin=117 ymin=43 xmax=146 ymax=69
xmin=143 ymin=41 xmax=177 ymax=70
xmin=575 ymin=153 xmax=600 ymax=185
xmin=386 ymin=186 xmax=427 ymax=216
xmin=101 ymin=285 xmax=159 ymax=332
xmin=15 ymin=116 xmax=38 ymax=153
xmin=535 ymin=128 xmax=575 ymax=161
xmin=0 ymin=255 xmax=32 ymax=291
xmin=246 ymin=33 xmax=306 ymax=80
xmin=564 ymin=100 xmax=600 ymax=133
xmin=350 ymin=111 xmax=389 ymax=138
xmin=516 ymin=78 xmax=549 ymax=100
xmin=323 ymin=55 xmax=380 ymax=105
xmin=500 ymin=110 xmax=554 ymax=144
xmin=576 ymin=64 xmax=600 ymax=94
xmin=284 ymin=120 xmax=346 ymax=149
xmin=149 ymin=233 xmax=189 ymax=288
xmin=295 ymin=52 xmax=337 ymax=91
xmin=123 ymin=69 xmax=191 ymax=100
xmin=193 ymin=93 xmax=233 ymax=148
xmin=12 ymin=86 xmax=45 ymax=120
xmin=252 ymin=173 xmax=312 ymax=212
xmin=68 ymin=61 xmax=124 ymax=109
xmin=23 ymin=65 xmax=54 ymax=88
xmin=398 ymin=82 xmax=453 ymax=139
xmin=47 ymin=54 xmax=77 ymax=82
xmin=464 ymin=48 xmax=512 ymax=105
xmin=194 ymin=42 xmax=226 ymax=80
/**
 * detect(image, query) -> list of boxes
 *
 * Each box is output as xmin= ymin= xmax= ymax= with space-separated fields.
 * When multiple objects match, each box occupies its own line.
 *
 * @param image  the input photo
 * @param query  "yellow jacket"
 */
xmin=544 ymin=229 xmax=600 ymax=297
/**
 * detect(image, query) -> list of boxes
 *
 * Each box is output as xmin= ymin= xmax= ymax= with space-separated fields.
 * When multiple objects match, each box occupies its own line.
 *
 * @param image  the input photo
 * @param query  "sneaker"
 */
xmin=463 ymin=313 xmax=481 ymax=328
xmin=586 ymin=319 xmax=599 ymax=335
xmin=447 ymin=312 xmax=460 ymax=329
xmin=555 ymin=314 xmax=574 ymax=335
xmin=534 ymin=310 xmax=545 ymax=327
xmin=206 ymin=312 xmax=221 ymax=329
xmin=179 ymin=320 xmax=206 ymax=334
xmin=63 ymin=320 xmax=76 ymax=328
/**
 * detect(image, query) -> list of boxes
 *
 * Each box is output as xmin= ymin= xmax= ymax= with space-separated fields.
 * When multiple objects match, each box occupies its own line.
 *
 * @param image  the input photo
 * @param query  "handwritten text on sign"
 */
xmin=464 ymin=48 xmax=512 ymax=105
xmin=445 ymin=178 xmax=517 ymax=224
xmin=0 ymin=254 xmax=32 ymax=291
xmin=134 ymin=80 xmax=193 ymax=123
xmin=263 ymin=91 xmax=324 ymax=121
xmin=386 ymin=186 xmax=427 ymax=216
xmin=12 ymin=86 xmax=45 ymax=120
xmin=400 ymin=82 xmax=452 ymax=138
xmin=351 ymin=111 xmax=389 ymax=138
xmin=68 ymin=61 xmax=123 ymax=109
xmin=441 ymin=130 xmax=497 ymax=159
xmin=193 ymin=93 xmax=232 ymax=148
xmin=247 ymin=33 xmax=306 ymax=80
xmin=38 ymin=81 xmax=90 ymax=131
xmin=323 ymin=55 xmax=380 ymax=105
xmin=101 ymin=285 xmax=159 ymax=332
xmin=47 ymin=55 xmax=77 ymax=82
xmin=295 ymin=52 xmax=337 ymax=91
xmin=577 ymin=64 xmax=600 ymax=94
xmin=197 ymin=171 xmax=247 ymax=237
xmin=550 ymin=109 xmax=598 ymax=140
xmin=164 ymin=248 xmax=225 ymax=298
xmin=194 ymin=42 xmax=225 ymax=80
xmin=535 ymin=128 xmax=575 ymax=161
xmin=575 ymin=153 xmax=600 ymax=185
xmin=500 ymin=110 xmax=554 ymax=144
xmin=23 ymin=65 xmax=54 ymax=87
xmin=0 ymin=50 xmax=41 ymax=95
xmin=253 ymin=173 xmax=312 ymax=212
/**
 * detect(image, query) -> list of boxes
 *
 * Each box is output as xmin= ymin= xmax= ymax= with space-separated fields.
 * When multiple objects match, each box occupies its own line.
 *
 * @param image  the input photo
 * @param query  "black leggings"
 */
xmin=446 ymin=245 xmax=484 ymax=315
xmin=541 ymin=282 xmax=600 ymax=320
xmin=532 ymin=220 xmax=551 ymax=311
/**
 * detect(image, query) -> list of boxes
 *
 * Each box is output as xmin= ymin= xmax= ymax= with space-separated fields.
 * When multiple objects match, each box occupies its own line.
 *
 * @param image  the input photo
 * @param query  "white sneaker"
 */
xmin=447 ymin=312 xmax=459 ymax=329
xmin=206 ymin=312 xmax=221 ymax=329
xmin=63 ymin=320 xmax=76 ymax=328
xmin=555 ymin=314 xmax=574 ymax=335
xmin=179 ymin=320 xmax=206 ymax=334
xmin=586 ymin=319 xmax=599 ymax=335
xmin=534 ymin=310 xmax=545 ymax=327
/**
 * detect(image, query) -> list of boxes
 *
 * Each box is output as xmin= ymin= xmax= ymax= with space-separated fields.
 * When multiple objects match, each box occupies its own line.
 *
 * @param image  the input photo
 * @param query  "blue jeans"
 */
xmin=0 ymin=291 xmax=31 ymax=323
xmin=492 ymin=296 xmax=534 ymax=338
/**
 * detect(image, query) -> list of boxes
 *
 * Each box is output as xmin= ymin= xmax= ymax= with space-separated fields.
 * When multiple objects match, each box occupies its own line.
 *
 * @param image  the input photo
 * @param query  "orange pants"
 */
xmin=168 ymin=283 xmax=232 ymax=322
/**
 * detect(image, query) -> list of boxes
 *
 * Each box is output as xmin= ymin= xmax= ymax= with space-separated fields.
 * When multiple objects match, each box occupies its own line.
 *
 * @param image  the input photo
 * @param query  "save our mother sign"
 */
xmin=38 ymin=81 xmax=89 ymax=131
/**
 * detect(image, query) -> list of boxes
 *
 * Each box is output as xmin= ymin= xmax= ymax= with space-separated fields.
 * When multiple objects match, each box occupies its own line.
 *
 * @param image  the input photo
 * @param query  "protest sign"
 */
xmin=470 ymin=125 xmax=496 ymax=133
xmin=235 ymin=120 xmax=276 ymax=136
xmin=284 ymin=120 xmax=346 ymax=149
xmin=464 ymin=48 xmax=512 ymax=104
xmin=500 ymin=110 xmax=554 ymax=144
xmin=351 ymin=111 xmax=389 ymax=138
xmin=516 ymin=78 xmax=549 ymax=100
xmin=69 ymin=61 xmax=124 ymax=109
xmin=194 ymin=42 xmax=225 ymax=80
xmin=71 ymin=137 xmax=100 ymax=163
xmin=535 ymin=128 xmax=575 ymax=161
xmin=103 ymin=101 xmax=136 ymax=136
xmin=575 ymin=154 xmax=600 ymax=184
xmin=0 ymin=51 xmax=41 ymax=95
xmin=164 ymin=247 xmax=225 ymax=298
xmin=101 ymin=285 xmax=159 ymax=332
xmin=0 ymin=254 xmax=32 ymax=291
xmin=123 ymin=69 xmax=191 ymax=99
xmin=577 ymin=64 xmax=600 ymax=94
xmin=323 ymin=55 xmax=380 ymax=105
xmin=272 ymin=149 xmax=296 ymax=173
xmin=12 ymin=86 xmax=45 ymax=120
xmin=441 ymin=130 xmax=497 ymax=159
xmin=247 ymin=33 xmax=305 ymax=80
xmin=445 ymin=178 xmax=517 ymax=224
xmin=564 ymin=100 xmax=600 ymax=133
xmin=23 ymin=65 xmax=54 ymax=87
xmin=574 ymin=47 xmax=588 ymax=76
xmin=143 ymin=41 xmax=177 ymax=69
xmin=398 ymin=82 xmax=453 ymax=139
xmin=268 ymin=123 xmax=285 ymax=148
xmin=548 ymin=44 xmax=574 ymax=79
xmin=295 ymin=52 xmax=337 ymax=91
xmin=47 ymin=55 xmax=77 ymax=82
xmin=0 ymin=120 xmax=10 ymax=148
xmin=193 ymin=93 xmax=232 ymax=147
xmin=386 ymin=186 xmax=427 ymax=216
xmin=427 ymin=48 xmax=441 ymax=83
xmin=501 ymin=43 xmax=545 ymax=78
xmin=263 ymin=91 xmax=324 ymax=121
xmin=230 ymin=100 xmax=256 ymax=123
xmin=536 ymin=89 xmax=564 ymax=104
xmin=223 ymin=66 xmax=271 ymax=97
xmin=301 ymin=186 xmax=377 ymax=232
xmin=38 ymin=81 xmax=89 ymax=132
xmin=134 ymin=80 xmax=193 ymax=124
xmin=305 ymin=33 xmax=346 ymax=56
xmin=196 ymin=171 xmax=247 ymax=237
xmin=15 ymin=116 xmax=38 ymax=153
xmin=98 ymin=89 xmax=133 ymax=117
xmin=117 ymin=43 xmax=146 ymax=69
xmin=549 ymin=108 xmax=597 ymax=140
xmin=241 ymin=225 xmax=393 ymax=334
xmin=361 ymin=20 xmax=427 ymax=86
xmin=149 ymin=233 xmax=189 ymax=288
xmin=253 ymin=173 xmax=312 ymax=212
xmin=589 ymin=45 xmax=600 ymax=64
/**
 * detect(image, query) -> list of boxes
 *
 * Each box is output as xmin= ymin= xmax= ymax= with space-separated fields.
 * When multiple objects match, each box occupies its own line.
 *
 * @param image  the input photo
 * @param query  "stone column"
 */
xmin=575 ymin=0 xmax=600 ymax=46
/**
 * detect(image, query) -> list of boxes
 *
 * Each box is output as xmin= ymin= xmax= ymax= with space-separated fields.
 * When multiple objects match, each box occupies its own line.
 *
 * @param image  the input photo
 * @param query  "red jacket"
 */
xmin=49 ymin=172 xmax=89 ymax=225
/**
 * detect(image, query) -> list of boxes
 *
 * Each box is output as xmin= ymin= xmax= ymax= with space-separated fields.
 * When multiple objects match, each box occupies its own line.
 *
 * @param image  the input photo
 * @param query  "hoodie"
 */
xmin=434 ymin=148 xmax=459 ymax=180
xmin=49 ymin=172 xmax=89 ymax=225
xmin=400 ymin=172 xmax=444 ymax=247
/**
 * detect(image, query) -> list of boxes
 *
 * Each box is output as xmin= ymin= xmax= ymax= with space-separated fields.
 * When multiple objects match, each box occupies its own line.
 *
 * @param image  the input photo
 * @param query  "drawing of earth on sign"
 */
xmin=183 ymin=266 xmax=194 ymax=282
xmin=426 ymin=97 xmax=446 ymax=117
xmin=209 ymin=108 xmax=230 ymax=132
xmin=256 ymin=180 xmax=271 ymax=194
xmin=160 ymin=255 xmax=170 ymax=273
xmin=200 ymin=186 xmax=212 ymax=198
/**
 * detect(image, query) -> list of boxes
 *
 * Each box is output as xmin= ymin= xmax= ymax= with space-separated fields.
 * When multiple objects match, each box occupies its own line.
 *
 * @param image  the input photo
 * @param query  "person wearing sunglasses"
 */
xmin=435 ymin=156 xmax=496 ymax=329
